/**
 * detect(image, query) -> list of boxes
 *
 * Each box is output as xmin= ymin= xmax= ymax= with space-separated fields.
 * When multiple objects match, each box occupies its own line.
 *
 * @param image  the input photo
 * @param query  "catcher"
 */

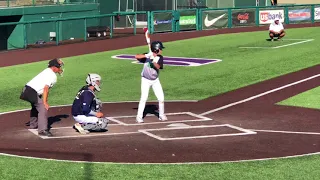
xmin=71 ymin=73 xmax=109 ymax=134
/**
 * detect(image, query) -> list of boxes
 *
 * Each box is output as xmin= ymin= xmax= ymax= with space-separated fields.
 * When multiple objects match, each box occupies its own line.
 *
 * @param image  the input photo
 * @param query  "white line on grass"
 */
xmin=239 ymin=39 xmax=314 ymax=49
xmin=239 ymin=47 xmax=273 ymax=49
xmin=200 ymin=74 xmax=320 ymax=116
xmin=273 ymin=39 xmax=314 ymax=49
xmin=282 ymin=39 xmax=313 ymax=41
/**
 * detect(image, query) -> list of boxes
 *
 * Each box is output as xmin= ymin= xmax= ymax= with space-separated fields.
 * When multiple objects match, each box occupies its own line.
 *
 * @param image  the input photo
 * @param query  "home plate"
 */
xmin=167 ymin=123 xmax=190 ymax=127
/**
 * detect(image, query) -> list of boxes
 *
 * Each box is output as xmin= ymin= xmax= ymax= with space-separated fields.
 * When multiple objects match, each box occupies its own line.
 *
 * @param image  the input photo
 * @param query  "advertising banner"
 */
xmin=179 ymin=10 xmax=197 ymax=31
xmin=314 ymin=7 xmax=320 ymax=21
xmin=153 ymin=12 xmax=173 ymax=33
xmin=259 ymin=9 xmax=284 ymax=24
xmin=202 ymin=10 xmax=228 ymax=30
xmin=232 ymin=9 xmax=256 ymax=27
xmin=288 ymin=8 xmax=311 ymax=22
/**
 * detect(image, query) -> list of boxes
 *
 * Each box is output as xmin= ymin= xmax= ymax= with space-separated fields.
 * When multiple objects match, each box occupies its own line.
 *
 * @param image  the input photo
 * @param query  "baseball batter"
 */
xmin=135 ymin=40 xmax=167 ymax=123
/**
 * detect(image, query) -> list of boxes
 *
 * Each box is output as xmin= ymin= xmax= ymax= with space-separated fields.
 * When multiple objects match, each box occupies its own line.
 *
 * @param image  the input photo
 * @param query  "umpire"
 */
xmin=20 ymin=58 xmax=64 ymax=137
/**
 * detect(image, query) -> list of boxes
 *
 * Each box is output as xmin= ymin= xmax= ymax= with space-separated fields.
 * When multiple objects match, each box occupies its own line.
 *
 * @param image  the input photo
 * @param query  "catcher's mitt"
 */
xmin=92 ymin=98 xmax=102 ymax=112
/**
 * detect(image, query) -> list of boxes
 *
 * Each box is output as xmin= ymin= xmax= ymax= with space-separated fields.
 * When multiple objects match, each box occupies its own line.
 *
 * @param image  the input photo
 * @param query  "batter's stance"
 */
xmin=135 ymin=41 xmax=167 ymax=123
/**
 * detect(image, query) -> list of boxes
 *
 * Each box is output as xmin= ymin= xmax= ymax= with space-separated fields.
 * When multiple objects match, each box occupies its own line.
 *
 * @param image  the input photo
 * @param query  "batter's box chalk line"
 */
xmin=106 ymin=112 xmax=213 ymax=126
xmin=27 ymin=128 xmax=140 ymax=140
xmin=26 ymin=112 xmax=214 ymax=140
xmin=138 ymin=124 xmax=257 ymax=141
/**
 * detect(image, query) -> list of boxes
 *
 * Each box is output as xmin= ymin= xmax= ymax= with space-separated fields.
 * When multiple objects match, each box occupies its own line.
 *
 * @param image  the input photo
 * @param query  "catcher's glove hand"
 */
xmin=95 ymin=98 xmax=103 ymax=112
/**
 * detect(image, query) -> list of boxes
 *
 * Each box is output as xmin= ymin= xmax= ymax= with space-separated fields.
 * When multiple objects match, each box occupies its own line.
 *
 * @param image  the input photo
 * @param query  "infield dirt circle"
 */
xmin=0 ymin=24 xmax=319 ymax=163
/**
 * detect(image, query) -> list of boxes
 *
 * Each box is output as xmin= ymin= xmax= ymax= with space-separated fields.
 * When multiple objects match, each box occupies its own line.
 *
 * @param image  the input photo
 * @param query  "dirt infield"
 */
xmin=0 ymin=23 xmax=319 ymax=163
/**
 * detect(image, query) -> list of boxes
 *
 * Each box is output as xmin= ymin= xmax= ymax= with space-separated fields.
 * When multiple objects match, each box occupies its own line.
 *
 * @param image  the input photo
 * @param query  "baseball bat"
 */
xmin=143 ymin=27 xmax=151 ymax=53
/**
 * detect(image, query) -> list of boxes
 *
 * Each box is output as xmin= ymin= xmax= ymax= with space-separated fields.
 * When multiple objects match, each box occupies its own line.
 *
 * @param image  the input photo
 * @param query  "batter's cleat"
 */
xmin=38 ymin=130 xmax=53 ymax=137
xmin=74 ymin=123 xmax=90 ymax=135
xmin=136 ymin=116 xmax=144 ymax=123
xmin=159 ymin=115 xmax=168 ymax=121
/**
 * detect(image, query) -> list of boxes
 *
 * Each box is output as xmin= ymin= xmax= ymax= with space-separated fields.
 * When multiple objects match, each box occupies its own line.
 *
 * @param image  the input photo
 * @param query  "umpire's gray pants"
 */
xmin=30 ymin=96 xmax=48 ymax=132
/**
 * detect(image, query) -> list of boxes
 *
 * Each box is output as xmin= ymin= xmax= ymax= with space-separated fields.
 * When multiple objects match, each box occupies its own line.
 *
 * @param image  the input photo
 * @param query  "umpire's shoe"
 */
xmin=38 ymin=130 xmax=53 ymax=137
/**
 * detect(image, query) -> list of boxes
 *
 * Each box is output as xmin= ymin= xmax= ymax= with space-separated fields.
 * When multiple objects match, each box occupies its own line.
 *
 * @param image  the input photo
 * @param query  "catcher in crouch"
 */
xmin=71 ymin=73 xmax=108 ymax=134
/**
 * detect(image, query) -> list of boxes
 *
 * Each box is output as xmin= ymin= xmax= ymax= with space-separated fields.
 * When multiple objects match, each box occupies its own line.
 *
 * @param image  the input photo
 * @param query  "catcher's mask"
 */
xmin=86 ymin=73 xmax=102 ymax=92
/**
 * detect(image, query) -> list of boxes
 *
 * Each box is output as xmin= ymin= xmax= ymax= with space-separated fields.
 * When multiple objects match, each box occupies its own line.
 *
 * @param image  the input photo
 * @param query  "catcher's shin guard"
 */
xmin=82 ymin=118 xmax=109 ymax=131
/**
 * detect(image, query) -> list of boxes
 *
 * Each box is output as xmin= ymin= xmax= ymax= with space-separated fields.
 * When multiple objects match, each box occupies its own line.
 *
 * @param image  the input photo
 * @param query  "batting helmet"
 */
xmin=151 ymin=41 xmax=165 ymax=53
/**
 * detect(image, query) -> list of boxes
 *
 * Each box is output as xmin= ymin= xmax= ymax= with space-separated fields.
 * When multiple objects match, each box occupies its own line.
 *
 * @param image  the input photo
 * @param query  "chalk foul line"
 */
xmin=200 ymin=74 xmax=320 ymax=116
xmin=239 ymin=39 xmax=314 ymax=49
xmin=272 ymin=39 xmax=314 ymax=49
xmin=249 ymin=129 xmax=320 ymax=135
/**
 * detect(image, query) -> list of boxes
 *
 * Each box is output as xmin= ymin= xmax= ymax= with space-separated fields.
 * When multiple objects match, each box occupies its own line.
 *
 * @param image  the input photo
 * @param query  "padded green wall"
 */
xmin=24 ymin=10 xmax=100 ymax=44
xmin=23 ymin=4 xmax=100 ymax=43
xmin=98 ymin=0 xmax=118 ymax=26
xmin=218 ymin=0 xmax=234 ymax=8
xmin=7 ymin=18 xmax=24 ymax=50
xmin=234 ymin=0 xmax=267 ymax=7
xmin=0 ymin=4 xmax=100 ymax=50
xmin=0 ymin=15 xmax=24 ymax=50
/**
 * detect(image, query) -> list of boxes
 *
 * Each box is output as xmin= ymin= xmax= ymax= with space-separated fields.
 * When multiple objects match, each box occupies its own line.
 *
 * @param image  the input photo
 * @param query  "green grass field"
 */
xmin=278 ymin=86 xmax=320 ymax=109
xmin=0 ymin=27 xmax=320 ymax=179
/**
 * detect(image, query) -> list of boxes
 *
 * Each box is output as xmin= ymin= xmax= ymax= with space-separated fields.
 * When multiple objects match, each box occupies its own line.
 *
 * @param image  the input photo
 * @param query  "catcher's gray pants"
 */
xmin=73 ymin=115 xmax=108 ymax=131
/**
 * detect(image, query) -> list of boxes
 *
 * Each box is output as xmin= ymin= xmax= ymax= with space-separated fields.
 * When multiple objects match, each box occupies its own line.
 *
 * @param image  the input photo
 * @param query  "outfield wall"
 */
xmin=0 ymin=3 xmax=319 ymax=51
xmin=148 ymin=3 xmax=320 ymax=33
xmin=0 ymin=3 xmax=99 ymax=50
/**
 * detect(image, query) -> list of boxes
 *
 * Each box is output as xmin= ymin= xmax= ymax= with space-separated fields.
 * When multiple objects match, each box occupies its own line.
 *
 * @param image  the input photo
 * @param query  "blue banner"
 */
xmin=288 ymin=9 xmax=311 ymax=22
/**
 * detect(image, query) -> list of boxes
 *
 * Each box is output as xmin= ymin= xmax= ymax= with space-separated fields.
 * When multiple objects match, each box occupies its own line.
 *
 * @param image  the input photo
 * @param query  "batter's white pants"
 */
xmin=137 ymin=77 xmax=165 ymax=118
xmin=73 ymin=115 xmax=99 ymax=124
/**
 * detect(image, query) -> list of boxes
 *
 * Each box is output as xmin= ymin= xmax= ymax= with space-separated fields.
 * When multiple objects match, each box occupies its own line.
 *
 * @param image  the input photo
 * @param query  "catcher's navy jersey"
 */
xmin=71 ymin=85 xmax=96 ymax=116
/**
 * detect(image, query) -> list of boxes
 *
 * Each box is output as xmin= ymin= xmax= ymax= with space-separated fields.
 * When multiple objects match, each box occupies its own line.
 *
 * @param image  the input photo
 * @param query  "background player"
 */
xmin=71 ymin=73 xmax=108 ymax=134
xmin=135 ymin=41 xmax=167 ymax=123
xmin=269 ymin=17 xmax=285 ymax=41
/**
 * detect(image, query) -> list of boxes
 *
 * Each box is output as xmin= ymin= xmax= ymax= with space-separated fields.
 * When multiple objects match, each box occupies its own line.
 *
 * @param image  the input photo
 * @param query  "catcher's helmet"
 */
xmin=86 ymin=73 xmax=102 ymax=92
xmin=151 ymin=41 xmax=165 ymax=53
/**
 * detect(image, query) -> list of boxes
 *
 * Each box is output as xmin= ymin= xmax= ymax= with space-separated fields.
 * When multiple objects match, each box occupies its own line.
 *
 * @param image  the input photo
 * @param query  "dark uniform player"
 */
xmin=71 ymin=73 xmax=108 ymax=134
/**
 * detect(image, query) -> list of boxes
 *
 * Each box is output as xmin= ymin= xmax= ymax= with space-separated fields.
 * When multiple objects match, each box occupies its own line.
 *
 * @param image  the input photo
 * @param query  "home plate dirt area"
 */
xmin=0 ymin=64 xmax=320 ymax=163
